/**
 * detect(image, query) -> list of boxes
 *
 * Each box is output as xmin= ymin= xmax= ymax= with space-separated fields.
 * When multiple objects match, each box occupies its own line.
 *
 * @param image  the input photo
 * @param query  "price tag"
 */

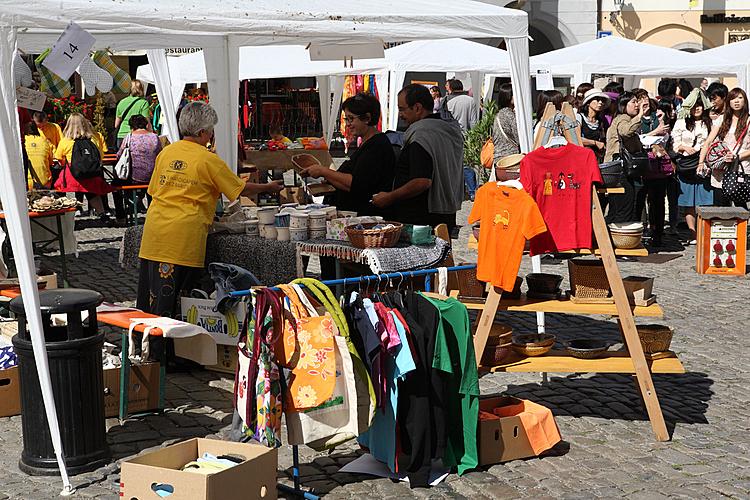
xmin=16 ymin=87 xmax=47 ymax=111
xmin=535 ymin=69 xmax=554 ymax=91
xmin=42 ymin=22 xmax=95 ymax=80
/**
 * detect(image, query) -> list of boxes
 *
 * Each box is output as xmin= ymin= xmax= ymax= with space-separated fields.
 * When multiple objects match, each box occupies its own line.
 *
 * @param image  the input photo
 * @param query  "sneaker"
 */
xmin=667 ymin=226 xmax=679 ymax=235
xmin=688 ymin=239 xmax=697 ymax=245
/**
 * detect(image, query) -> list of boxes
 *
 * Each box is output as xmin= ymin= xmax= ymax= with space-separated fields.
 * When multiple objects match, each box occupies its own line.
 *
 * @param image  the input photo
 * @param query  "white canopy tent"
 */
xmin=702 ymin=40 xmax=750 ymax=91
xmin=135 ymin=45 xmax=388 ymax=145
xmin=529 ymin=36 xmax=746 ymax=89
xmin=0 ymin=0 xmax=532 ymax=493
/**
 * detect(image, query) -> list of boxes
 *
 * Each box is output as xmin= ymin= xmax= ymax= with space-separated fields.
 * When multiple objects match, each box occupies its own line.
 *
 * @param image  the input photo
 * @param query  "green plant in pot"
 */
xmin=464 ymin=100 xmax=498 ymax=185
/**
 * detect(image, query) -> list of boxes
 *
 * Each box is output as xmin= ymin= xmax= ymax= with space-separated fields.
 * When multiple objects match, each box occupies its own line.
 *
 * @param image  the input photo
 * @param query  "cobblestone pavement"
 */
xmin=0 ymin=203 xmax=748 ymax=499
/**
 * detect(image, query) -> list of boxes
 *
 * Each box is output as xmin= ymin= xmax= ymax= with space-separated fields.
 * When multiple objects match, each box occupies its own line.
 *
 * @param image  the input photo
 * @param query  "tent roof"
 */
xmin=3 ymin=0 xmax=528 ymax=52
xmin=136 ymin=45 xmax=386 ymax=84
xmin=702 ymin=39 xmax=750 ymax=59
xmin=384 ymin=38 xmax=515 ymax=73
xmin=531 ymin=36 xmax=744 ymax=78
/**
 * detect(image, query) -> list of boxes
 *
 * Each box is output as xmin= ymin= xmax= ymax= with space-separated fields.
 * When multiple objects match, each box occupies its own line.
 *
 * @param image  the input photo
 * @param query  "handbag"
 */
xmin=706 ymin=124 xmax=749 ymax=172
xmin=642 ymin=152 xmax=675 ymax=180
xmin=114 ymin=133 xmax=132 ymax=181
xmin=618 ymin=135 xmax=651 ymax=178
xmin=722 ymin=158 xmax=750 ymax=205
xmin=480 ymin=137 xmax=494 ymax=169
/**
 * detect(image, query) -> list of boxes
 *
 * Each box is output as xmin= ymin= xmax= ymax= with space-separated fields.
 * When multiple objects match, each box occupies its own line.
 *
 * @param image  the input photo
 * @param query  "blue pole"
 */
xmin=229 ymin=264 xmax=476 ymax=297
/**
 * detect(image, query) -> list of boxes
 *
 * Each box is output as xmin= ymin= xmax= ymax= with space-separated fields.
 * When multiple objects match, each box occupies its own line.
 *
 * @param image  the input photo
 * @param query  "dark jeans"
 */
xmin=463 ymin=166 xmax=477 ymax=200
xmin=713 ymin=186 xmax=732 ymax=207
xmin=666 ymin=176 xmax=679 ymax=226
xmin=645 ymin=178 xmax=668 ymax=240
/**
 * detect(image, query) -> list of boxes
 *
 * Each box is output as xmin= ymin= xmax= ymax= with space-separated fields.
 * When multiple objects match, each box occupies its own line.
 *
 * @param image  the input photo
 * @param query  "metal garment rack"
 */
xmin=229 ymin=264 xmax=476 ymax=499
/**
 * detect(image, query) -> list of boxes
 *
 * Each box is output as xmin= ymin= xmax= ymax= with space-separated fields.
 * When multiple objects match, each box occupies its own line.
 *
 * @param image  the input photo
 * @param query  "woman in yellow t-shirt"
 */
xmin=23 ymin=122 xmax=54 ymax=189
xmin=32 ymin=111 xmax=63 ymax=148
xmin=137 ymin=101 xmax=283 ymax=363
xmin=54 ymin=113 xmax=112 ymax=217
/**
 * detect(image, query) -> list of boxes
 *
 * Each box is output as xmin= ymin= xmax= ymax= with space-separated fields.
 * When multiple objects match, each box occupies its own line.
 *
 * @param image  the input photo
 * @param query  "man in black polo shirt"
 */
xmin=372 ymin=84 xmax=464 ymax=230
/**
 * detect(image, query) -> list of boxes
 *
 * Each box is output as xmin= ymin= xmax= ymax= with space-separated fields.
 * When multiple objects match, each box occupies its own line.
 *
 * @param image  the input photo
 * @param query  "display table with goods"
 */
xmin=0 ymin=194 xmax=77 ymax=286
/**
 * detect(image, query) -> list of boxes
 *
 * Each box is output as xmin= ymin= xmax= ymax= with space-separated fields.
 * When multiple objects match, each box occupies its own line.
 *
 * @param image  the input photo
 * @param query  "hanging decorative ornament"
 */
xmin=726 ymin=240 xmax=736 ymax=253
xmin=713 ymin=240 xmax=723 ymax=253
xmin=726 ymin=254 xmax=735 ymax=268
xmin=78 ymin=56 xmax=113 ymax=96
xmin=713 ymin=255 xmax=723 ymax=268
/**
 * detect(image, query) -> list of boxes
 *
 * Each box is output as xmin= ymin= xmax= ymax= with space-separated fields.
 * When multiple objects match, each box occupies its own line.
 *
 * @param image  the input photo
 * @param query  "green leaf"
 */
xmin=463 ymin=100 xmax=499 ymax=184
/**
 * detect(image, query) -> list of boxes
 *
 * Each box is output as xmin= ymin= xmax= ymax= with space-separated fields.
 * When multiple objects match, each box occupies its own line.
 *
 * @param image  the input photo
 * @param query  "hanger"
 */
xmin=544 ymin=134 xmax=568 ymax=148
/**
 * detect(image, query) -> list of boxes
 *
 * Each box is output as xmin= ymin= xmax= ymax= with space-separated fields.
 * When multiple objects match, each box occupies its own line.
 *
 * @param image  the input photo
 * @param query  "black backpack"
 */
xmin=70 ymin=138 xmax=102 ymax=180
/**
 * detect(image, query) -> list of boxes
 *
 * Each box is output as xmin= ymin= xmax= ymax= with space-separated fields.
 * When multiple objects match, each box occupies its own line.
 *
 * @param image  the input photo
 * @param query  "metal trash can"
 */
xmin=10 ymin=288 xmax=110 ymax=476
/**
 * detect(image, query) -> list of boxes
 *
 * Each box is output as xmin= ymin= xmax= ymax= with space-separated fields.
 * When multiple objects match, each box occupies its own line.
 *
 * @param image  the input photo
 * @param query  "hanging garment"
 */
xmin=348 ymin=293 xmax=386 ymax=410
xmin=282 ymin=284 xmax=359 ymax=450
xmin=520 ymin=144 xmax=603 ymax=254
xmin=467 ymin=183 xmax=547 ymax=292
xmin=357 ymin=308 xmax=416 ymax=473
xmin=396 ymin=291 xmax=449 ymax=488
xmin=420 ymin=294 xmax=479 ymax=475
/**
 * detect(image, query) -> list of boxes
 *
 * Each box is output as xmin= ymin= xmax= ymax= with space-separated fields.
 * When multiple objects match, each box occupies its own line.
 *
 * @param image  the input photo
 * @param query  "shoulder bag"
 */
xmin=706 ymin=124 xmax=749 ymax=172
xmin=618 ymin=134 xmax=651 ymax=178
xmin=722 ymin=125 xmax=750 ymax=205
xmin=114 ymin=133 xmax=132 ymax=181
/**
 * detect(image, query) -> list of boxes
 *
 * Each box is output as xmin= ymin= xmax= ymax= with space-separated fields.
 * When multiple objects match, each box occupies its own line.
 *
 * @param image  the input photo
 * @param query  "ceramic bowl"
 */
xmin=525 ymin=273 xmax=563 ymax=294
xmin=565 ymin=339 xmax=608 ymax=359
xmin=257 ymin=207 xmax=279 ymax=224
xmin=512 ymin=333 xmax=556 ymax=357
xmin=290 ymin=228 xmax=308 ymax=242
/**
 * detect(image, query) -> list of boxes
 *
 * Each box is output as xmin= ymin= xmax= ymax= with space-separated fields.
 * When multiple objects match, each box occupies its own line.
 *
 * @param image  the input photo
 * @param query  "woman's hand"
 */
xmin=725 ymin=151 xmax=736 ymax=163
xmin=639 ymin=101 xmax=649 ymax=116
xmin=595 ymin=140 xmax=605 ymax=150
xmin=653 ymin=121 xmax=670 ymax=136
xmin=681 ymin=146 xmax=697 ymax=155
xmin=300 ymin=165 xmax=325 ymax=178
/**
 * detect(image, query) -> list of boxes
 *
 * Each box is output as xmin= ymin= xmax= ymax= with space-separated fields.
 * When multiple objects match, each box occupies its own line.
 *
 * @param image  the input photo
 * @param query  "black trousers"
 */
xmin=645 ymin=178 xmax=669 ymax=238
xmin=713 ymin=186 xmax=733 ymax=207
xmin=606 ymin=176 xmax=637 ymax=224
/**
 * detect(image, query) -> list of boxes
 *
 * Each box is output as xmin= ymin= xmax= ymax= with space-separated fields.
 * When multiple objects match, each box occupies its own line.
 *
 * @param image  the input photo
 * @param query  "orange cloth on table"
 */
xmin=468 ymin=183 xmax=547 ymax=292
xmin=492 ymin=399 xmax=561 ymax=455
xmin=276 ymin=284 xmax=336 ymax=411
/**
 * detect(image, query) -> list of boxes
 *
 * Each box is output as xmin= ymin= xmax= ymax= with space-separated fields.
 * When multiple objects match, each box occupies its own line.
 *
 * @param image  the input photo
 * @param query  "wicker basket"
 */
xmin=481 ymin=343 xmax=512 ymax=366
xmin=636 ymin=324 xmax=674 ymax=354
xmin=568 ymin=259 xmax=610 ymax=298
xmin=456 ymin=266 xmax=486 ymax=299
xmin=610 ymin=231 xmax=643 ymax=249
xmin=345 ymin=222 xmax=403 ymax=249
xmin=486 ymin=323 xmax=513 ymax=347
xmin=512 ymin=334 xmax=555 ymax=357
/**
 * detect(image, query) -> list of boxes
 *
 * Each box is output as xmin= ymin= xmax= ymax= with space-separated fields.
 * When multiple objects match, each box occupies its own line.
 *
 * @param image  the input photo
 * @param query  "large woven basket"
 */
xmin=568 ymin=259 xmax=610 ymax=298
xmin=457 ymin=266 xmax=486 ymax=299
xmin=610 ymin=231 xmax=643 ymax=249
xmin=345 ymin=222 xmax=403 ymax=249
xmin=636 ymin=324 xmax=674 ymax=354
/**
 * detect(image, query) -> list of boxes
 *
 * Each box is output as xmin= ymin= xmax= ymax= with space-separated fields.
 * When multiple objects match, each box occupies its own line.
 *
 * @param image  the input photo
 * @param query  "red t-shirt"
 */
xmin=520 ymin=144 xmax=602 ymax=255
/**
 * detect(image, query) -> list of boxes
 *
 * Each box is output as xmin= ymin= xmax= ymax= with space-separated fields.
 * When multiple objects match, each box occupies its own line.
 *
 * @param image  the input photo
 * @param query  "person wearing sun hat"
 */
xmin=577 ymin=88 xmax=610 ymax=162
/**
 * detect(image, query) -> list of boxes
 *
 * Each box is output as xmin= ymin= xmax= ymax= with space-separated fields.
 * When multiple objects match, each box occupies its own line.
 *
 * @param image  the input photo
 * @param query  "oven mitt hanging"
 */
xmin=92 ymin=50 xmax=131 ymax=94
xmin=79 ymin=56 xmax=113 ymax=96
xmin=35 ymin=49 xmax=72 ymax=98
xmin=13 ymin=54 xmax=33 ymax=88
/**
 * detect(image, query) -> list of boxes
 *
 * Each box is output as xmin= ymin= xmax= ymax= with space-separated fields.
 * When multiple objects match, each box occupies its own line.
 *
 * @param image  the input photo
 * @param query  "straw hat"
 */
xmin=582 ymin=88 xmax=611 ymax=107
xmin=495 ymin=153 xmax=525 ymax=172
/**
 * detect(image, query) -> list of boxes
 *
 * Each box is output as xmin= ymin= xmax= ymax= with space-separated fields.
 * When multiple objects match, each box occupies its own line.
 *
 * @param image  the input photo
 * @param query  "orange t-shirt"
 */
xmin=468 ymin=183 xmax=547 ymax=291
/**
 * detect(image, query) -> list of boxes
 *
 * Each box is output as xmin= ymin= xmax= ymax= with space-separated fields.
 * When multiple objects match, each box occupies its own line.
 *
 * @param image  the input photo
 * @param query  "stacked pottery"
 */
xmin=289 ymin=211 xmax=309 ymax=241
xmin=244 ymin=217 xmax=259 ymax=237
xmin=309 ymin=210 xmax=327 ymax=240
xmin=257 ymin=206 xmax=278 ymax=240
xmin=275 ymin=212 xmax=291 ymax=241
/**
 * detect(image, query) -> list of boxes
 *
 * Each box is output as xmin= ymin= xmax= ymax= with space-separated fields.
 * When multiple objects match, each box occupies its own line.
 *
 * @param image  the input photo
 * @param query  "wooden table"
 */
xmin=112 ymin=184 xmax=149 ymax=226
xmin=0 ymin=207 xmax=75 ymax=287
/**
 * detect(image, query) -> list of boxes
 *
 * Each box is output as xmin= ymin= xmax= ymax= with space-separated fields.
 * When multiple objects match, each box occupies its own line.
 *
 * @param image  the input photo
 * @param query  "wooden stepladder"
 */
xmin=471 ymin=101 xmax=671 ymax=442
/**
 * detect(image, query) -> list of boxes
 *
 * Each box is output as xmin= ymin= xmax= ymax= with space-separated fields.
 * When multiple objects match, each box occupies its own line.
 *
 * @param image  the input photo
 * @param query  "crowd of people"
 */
xmin=482 ymin=78 xmax=746 ymax=246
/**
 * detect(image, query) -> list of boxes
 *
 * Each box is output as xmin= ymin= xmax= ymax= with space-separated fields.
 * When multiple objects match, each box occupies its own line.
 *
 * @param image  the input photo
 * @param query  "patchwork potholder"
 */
xmin=92 ymin=50 xmax=131 ymax=94
xmin=79 ymin=56 xmax=113 ymax=96
xmin=35 ymin=49 xmax=72 ymax=98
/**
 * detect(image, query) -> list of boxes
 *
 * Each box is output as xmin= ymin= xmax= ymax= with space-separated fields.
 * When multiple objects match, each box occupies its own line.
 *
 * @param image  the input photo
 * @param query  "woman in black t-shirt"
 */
xmin=300 ymin=93 xmax=395 ymax=216
xmin=577 ymin=88 xmax=610 ymax=162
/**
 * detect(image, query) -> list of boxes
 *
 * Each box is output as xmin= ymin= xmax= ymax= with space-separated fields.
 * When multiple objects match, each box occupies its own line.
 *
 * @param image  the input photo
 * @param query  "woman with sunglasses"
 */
xmin=301 ymin=92 xmax=396 ymax=215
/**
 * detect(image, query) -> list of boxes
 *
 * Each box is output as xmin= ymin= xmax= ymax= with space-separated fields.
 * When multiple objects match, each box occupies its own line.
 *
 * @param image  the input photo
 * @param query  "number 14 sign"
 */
xmin=42 ymin=22 xmax=95 ymax=80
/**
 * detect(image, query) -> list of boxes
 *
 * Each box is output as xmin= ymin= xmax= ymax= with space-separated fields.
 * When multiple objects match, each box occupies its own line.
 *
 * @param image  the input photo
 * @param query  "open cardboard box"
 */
xmin=478 ymin=395 xmax=538 ymax=465
xmin=120 ymin=438 xmax=277 ymax=500
xmin=205 ymin=345 xmax=238 ymax=375
xmin=0 ymin=366 xmax=20 ymax=417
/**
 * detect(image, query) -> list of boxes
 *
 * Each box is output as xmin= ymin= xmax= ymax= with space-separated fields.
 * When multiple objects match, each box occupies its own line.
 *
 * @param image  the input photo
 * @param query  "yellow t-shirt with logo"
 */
xmin=139 ymin=140 xmax=245 ymax=268
xmin=24 ymin=135 xmax=54 ymax=188
xmin=38 ymin=122 xmax=63 ymax=148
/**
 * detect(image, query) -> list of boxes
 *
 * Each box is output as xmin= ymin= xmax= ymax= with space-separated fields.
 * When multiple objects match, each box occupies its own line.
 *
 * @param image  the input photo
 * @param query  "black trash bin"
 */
xmin=10 ymin=288 xmax=110 ymax=476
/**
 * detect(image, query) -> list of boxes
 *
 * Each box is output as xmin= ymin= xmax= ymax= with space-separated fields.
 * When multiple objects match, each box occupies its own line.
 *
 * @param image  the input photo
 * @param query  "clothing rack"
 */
xmin=228 ymin=264 xmax=477 ymax=297
xmin=231 ymin=264 xmax=476 ymax=499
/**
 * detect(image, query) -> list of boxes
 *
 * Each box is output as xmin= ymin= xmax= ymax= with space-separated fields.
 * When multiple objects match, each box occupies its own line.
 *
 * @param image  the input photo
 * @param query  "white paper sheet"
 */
xmin=338 ymin=453 xmax=450 ymax=486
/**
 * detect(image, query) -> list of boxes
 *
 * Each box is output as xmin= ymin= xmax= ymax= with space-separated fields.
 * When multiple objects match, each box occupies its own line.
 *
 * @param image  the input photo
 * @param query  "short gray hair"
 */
xmin=178 ymin=101 xmax=218 ymax=137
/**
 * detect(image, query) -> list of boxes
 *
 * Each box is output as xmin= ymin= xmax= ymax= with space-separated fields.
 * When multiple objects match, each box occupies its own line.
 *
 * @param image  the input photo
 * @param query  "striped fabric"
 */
xmin=34 ymin=49 xmax=72 ymax=98
xmin=93 ymin=51 xmax=131 ymax=94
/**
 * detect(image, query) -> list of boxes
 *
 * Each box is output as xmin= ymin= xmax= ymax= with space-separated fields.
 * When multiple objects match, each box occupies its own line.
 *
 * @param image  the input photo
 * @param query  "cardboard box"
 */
xmin=0 ymin=366 xmax=20 ymax=417
xmin=120 ymin=438 xmax=277 ymax=500
xmin=103 ymin=362 xmax=161 ymax=418
xmin=477 ymin=395 xmax=537 ymax=465
xmin=205 ymin=345 xmax=238 ymax=375
xmin=181 ymin=298 xmax=245 ymax=346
